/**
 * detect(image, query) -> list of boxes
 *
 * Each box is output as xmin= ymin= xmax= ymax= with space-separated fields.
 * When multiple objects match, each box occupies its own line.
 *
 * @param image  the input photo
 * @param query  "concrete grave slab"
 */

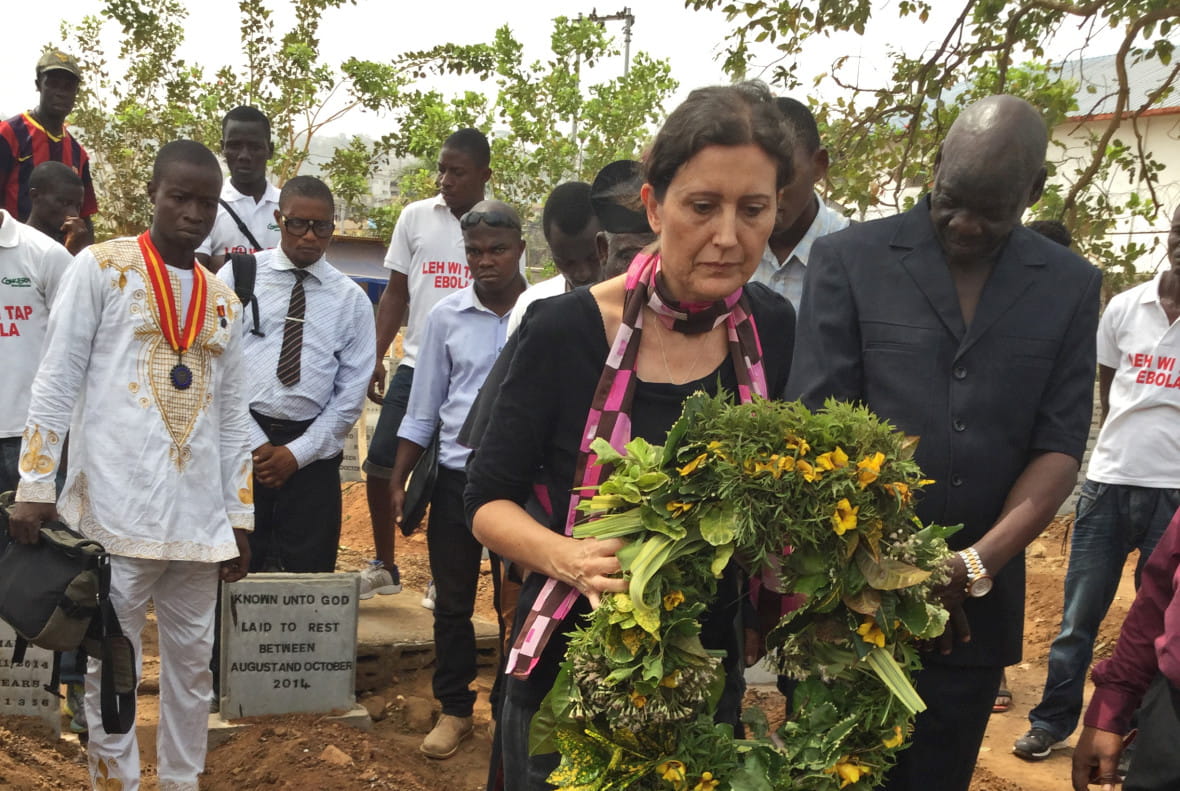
xmin=0 ymin=621 xmax=60 ymax=735
xmin=220 ymin=573 xmax=360 ymax=719
xmin=354 ymin=591 xmax=500 ymax=692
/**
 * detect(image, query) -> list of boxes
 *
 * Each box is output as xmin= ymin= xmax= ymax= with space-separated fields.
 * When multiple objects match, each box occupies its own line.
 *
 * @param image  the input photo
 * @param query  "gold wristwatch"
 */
xmin=958 ymin=547 xmax=993 ymax=598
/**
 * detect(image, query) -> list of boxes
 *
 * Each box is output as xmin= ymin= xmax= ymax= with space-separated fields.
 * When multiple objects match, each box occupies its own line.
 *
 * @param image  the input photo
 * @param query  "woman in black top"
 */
xmin=465 ymin=81 xmax=797 ymax=790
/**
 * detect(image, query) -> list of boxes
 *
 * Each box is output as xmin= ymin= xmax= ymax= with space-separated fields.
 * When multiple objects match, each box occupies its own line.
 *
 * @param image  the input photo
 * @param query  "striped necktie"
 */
xmin=276 ymin=269 xmax=310 ymax=386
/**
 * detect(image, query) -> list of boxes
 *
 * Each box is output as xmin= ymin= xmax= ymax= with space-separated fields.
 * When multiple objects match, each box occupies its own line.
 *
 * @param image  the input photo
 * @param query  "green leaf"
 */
xmin=588 ymin=436 xmax=623 ymax=466
xmin=573 ymin=509 xmax=645 ymax=539
xmin=865 ymin=647 xmax=926 ymax=714
xmin=698 ymin=502 xmax=738 ymax=546
xmin=855 ymin=548 xmax=932 ymax=590
xmin=529 ymin=665 xmax=574 ymax=755
xmin=711 ymin=542 xmax=736 ymax=577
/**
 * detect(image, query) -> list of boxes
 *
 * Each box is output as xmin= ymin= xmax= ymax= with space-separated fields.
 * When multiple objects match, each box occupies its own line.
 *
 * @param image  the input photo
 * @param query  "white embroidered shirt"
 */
xmin=16 ymin=237 xmax=254 ymax=562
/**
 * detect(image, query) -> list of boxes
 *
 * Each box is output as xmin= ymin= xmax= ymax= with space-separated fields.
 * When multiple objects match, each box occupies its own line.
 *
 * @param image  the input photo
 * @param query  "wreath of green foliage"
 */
xmin=530 ymin=393 xmax=960 ymax=790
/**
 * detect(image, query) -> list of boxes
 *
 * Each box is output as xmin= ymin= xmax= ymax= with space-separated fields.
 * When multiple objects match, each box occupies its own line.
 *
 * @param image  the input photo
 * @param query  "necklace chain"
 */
xmin=651 ymin=311 xmax=704 ymax=385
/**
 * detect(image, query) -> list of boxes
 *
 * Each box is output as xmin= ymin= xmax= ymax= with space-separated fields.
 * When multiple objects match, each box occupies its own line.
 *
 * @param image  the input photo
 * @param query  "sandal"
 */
xmin=993 ymin=688 xmax=1013 ymax=713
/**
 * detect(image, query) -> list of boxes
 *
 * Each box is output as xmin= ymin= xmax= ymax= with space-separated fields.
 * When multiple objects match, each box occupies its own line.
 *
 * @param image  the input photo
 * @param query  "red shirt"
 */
xmin=0 ymin=113 xmax=98 ymax=221
xmin=1085 ymin=508 xmax=1180 ymax=733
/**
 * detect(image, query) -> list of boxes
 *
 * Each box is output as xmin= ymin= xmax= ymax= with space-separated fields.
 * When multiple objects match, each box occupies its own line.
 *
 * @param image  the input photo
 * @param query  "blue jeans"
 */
xmin=1028 ymin=481 xmax=1180 ymax=741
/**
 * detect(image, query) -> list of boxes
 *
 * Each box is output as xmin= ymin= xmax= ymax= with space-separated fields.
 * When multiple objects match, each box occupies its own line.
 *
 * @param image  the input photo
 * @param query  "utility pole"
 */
xmin=587 ymin=7 xmax=635 ymax=77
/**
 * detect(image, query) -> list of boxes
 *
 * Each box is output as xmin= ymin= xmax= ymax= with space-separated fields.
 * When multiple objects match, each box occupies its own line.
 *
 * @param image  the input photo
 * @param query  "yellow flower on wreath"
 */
xmin=832 ymin=498 xmax=859 ymax=535
xmin=816 ymin=446 xmax=849 ymax=471
xmin=824 ymin=757 xmax=871 ymax=788
xmin=881 ymin=481 xmax=910 ymax=504
xmin=786 ymin=435 xmax=811 ymax=456
xmin=856 ymin=452 xmax=885 ymax=488
xmin=658 ymin=760 xmax=687 ymax=787
xmin=856 ymin=617 xmax=886 ymax=648
xmin=796 ymin=459 xmax=821 ymax=482
xmin=678 ymin=453 xmax=707 ymax=476
xmin=630 ymin=690 xmax=648 ymax=708
xmin=663 ymin=590 xmax=685 ymax=611
xmin=706 ymin=440 xmax=729 ymax=461
xmin=882 ymin=725 xmax=904 ymax=748
xmin=666 ymin=500 xmax=694 ymax=516
xmin=693 ymin=772 xmax=720 ymax=791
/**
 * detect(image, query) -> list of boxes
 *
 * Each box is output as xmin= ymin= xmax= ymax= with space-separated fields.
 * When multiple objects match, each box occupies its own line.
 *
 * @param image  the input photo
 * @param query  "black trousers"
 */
xmin=1125 ymin=674 xmax=1180 ymax=790
xmin=249 ymin=411 xmax=343 ymax=573
xmin=879 ymin=662 xmax=1003 ymax=791
xmin=429 ymin=466 xmax=491 ymax=716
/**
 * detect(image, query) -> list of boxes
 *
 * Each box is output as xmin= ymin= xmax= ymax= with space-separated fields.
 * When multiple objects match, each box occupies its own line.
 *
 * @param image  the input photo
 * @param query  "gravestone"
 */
xmin=0 ymin=621 xmax=60 ymax=735
xmin=220 ymin=573 xmax=360 ymax=718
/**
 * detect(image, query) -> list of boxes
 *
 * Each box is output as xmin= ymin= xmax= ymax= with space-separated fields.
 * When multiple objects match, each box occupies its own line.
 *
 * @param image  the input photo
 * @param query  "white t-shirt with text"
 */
xmin=384 ymin=194 xmax=470 ymax=368
xmin=0 ymin=212 xmax=74 ymax=436
xmin=1089 ymin=272 xmax=1180 ymax=487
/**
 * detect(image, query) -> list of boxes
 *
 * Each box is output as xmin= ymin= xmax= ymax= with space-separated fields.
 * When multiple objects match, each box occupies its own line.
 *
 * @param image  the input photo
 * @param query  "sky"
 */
xmin=1 ymin=0 xmax=1125 ymax=141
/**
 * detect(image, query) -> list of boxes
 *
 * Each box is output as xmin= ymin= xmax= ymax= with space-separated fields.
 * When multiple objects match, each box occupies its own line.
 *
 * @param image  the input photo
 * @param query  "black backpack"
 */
xmin=229 ymin=252 xmax=264 ymax=336
xmin=0 ymin=493 xmax=136 ymax=734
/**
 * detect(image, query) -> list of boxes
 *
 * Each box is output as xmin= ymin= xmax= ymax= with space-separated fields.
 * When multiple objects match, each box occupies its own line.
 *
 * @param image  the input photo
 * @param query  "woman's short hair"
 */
xmin=644 ymin=80 xmax=795 ymax=201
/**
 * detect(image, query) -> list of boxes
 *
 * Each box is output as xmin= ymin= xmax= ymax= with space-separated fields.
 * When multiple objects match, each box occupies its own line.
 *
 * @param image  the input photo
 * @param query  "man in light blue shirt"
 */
xmin=751 ymin=97 xmax=850 ymax=311
xmin=389 ymin=199 xmax=527 ymax=760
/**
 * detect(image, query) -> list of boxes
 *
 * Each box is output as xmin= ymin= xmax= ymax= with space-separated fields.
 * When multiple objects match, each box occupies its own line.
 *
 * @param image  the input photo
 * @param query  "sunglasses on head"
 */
xmin=281 ymin=215 xmax=335 ymax=239
xmin=459 ymin=209 xmax=521 ymax=231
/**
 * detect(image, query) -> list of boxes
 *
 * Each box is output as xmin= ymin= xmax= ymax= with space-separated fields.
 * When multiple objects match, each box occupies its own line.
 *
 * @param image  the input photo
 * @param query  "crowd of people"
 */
xmin=2 ymin=46 xmax=1179 ymax=791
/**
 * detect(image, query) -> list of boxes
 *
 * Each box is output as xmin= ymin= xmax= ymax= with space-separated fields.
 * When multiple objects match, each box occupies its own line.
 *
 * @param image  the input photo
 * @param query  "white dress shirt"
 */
xmin=751 ymin=193 xmax=850 ymax=311
xmin=218 ymin=247 xmax=376 ymax=468
xmin=17 ymin=237 xmax=254 ymax=562
xmin=506 ymin=273 xmax=567 ymax=336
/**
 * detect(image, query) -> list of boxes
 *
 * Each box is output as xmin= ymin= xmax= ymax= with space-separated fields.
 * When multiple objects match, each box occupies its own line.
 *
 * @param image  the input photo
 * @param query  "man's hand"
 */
xmin=1072 ymin=726 xmax=1126 ymax=791
xmin=8 ymin=501 xmax=59 ymax=544
xmin=930 ymin=551 xmax=972 ymax=654
xmin=60 ymin=216 xmax=88 ymax=255
xmin=253 ymin=443 xmax=298 ymax=489
xmin=367 ymin=359 xmax=387 ymax=404
xmin=220 ymin=528 xmax=252 ymax=583
xmin=389 ymin=481 xmax=406 ymax=529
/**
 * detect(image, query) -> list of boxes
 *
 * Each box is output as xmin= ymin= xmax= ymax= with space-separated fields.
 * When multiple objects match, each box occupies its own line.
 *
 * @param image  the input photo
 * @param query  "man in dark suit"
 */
xmin=787 ymin=95 xmax=1101 ymax=791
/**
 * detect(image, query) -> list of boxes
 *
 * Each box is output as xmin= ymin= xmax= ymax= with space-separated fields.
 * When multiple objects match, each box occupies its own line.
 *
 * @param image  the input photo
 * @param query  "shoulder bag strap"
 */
xmin=218 ymin=198 xmax=264 ymax=251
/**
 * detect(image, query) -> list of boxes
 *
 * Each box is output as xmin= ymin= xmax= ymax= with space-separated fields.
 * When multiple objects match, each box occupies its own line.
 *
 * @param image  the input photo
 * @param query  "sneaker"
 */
xmin=359 ymin=561 xmax=402 ymax=600
xmin=420 ymin=714 xmax=473 ymax=759
xmin=65 ymin=683 xmax=87 ymax=734
xmin=421 ymin=580 xmax=436 ymax=610
xmin=1013 ymin=727 xmax=1068 ymax=761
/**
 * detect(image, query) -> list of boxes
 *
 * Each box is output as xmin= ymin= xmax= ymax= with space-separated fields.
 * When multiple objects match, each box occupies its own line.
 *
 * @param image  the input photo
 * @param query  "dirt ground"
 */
xmin=0 ymin=502 xmax=1138 ymax=790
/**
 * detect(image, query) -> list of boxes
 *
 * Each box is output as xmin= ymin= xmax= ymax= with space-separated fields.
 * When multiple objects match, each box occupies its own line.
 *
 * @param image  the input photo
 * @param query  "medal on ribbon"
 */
xmin=138 ymin=232 xmax=207 ymax=390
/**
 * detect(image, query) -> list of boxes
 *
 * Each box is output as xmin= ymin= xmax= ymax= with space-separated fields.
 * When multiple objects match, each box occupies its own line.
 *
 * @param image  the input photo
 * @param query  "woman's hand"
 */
xmin=555 ymin=536 xmax=627 ymax=608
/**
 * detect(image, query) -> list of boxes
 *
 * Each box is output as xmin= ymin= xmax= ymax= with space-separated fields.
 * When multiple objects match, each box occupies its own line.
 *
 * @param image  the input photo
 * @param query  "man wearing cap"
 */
xmin=0 ymin=51 xmax=96 ymax=248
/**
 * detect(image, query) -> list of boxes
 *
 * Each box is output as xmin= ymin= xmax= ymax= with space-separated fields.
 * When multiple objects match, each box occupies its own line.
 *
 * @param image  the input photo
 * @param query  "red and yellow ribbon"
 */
xmin=137 ymin=231 xmax=207 ymax=353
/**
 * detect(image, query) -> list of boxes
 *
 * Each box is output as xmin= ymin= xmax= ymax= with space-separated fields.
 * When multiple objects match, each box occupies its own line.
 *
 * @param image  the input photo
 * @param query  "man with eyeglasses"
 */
xmin=218 ymin=175 xmax=374 ymax=574
xmin=196 ymin=106 xmax=280 ymax=272
xmin=387 ymin=199 xmax=526 ymax=759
